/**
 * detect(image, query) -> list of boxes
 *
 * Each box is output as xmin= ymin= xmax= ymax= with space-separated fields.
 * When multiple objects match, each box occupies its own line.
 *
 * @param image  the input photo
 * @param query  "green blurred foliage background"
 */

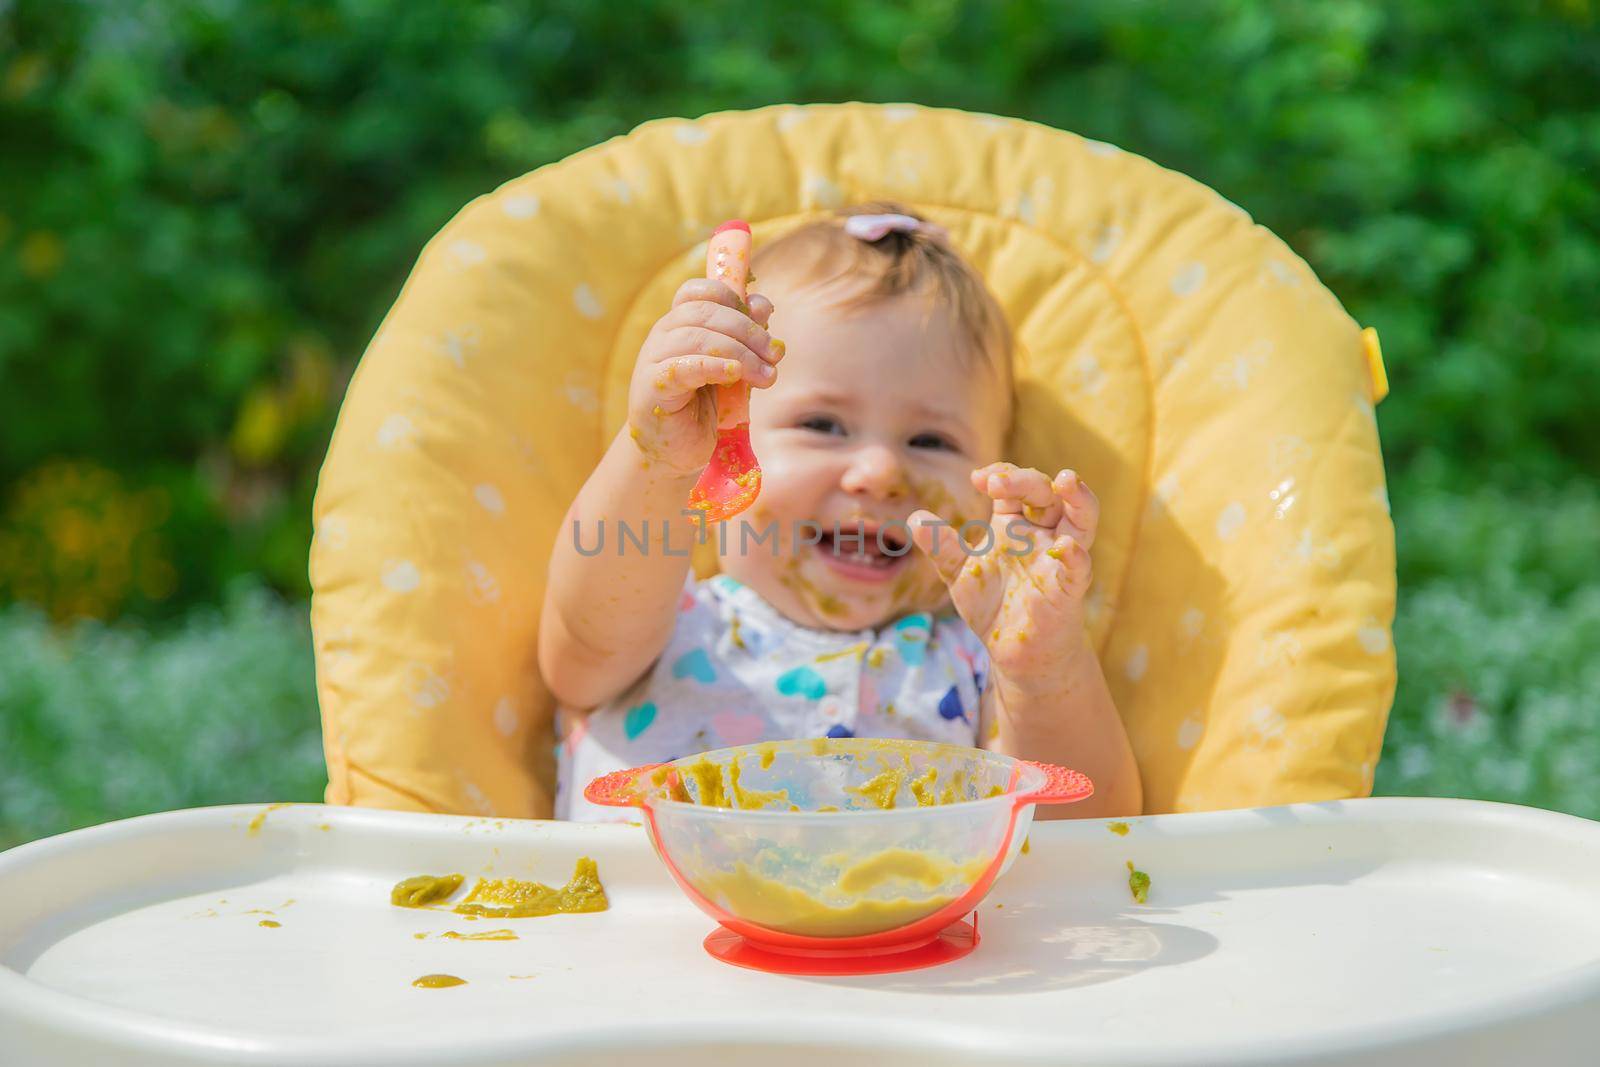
xmin=2 ymin=0 xmax=1597 ymax=846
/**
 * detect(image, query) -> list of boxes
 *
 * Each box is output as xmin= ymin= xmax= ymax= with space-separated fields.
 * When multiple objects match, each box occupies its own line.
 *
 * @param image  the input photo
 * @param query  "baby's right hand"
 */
xmin=626 ymin=279 xmax=783 ymax=476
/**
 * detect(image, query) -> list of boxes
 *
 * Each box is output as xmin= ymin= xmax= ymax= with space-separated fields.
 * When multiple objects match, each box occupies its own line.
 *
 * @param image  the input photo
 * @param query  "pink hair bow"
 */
xmin=842 ymin=213 xmax=948 ymax=242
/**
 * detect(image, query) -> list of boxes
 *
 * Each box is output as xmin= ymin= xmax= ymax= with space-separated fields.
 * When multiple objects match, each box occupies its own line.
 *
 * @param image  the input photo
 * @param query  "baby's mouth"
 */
xmin=813 ymin=522 xmax=912 ymax=580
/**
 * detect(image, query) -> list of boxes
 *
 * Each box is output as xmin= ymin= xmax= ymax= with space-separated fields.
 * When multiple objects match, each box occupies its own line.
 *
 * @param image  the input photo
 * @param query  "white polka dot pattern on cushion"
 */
xmin=1249 ymin=705 xmax=1287 ymax=745
xmin=1358 ymin=621 xmax=1391 ymax=655
xmin=474 ymin=484 xmax=506 ymax=516
xmin=493 ymin=697 xmax=520 ymax=738
xmin=1213 ymin=341 xmax=1271 ymax=392
xmin=381 ymin=560 xmax=420 ymax=593
xmin=1180 ymin=608 xmax=1205 ymax=639
xmin=573 ymin=284 xmax=604 ymax=320
xmin=1070 ymin=350 xmax=1105 ymax=397
xmin=1177 ymin=716 xmax=1204 ymax=751
xmin=1151 ymin=474 xmax=1180 ymax=515
xmin=316 ymin=515 xmax=348 ymax=550
xmin=1124 ymin=645 xmax=1149 ymax=682
xmin=459 ymin=776 xmax=494 ymax=815
xmin=433 ymin=326 xmax=480 ymax=369
xmin=410 ymin=662 xmax=450 ymax=710
xmin=1216 ymin=502 xmax=1247 ymax=542
xmin=803 ymin=170 xmax=844 ymax=208
xmin=1089 ymin=224 xmax=1122 ymax=264
xmin=446 ymin=239 xmax=487 ymax=270
xmin=501 ymin=193 xmax=540 ymax=219
xmin=1264 ymin=259 xmax=1299 ymax=286
xmin=1169 ymin=261 xmax=1206 ymax=296
xmin=464 ymin=559 xmax=500 ymax=605
xmin=1269 ymin=434 xmax=1312 ymax=473
xmin=375 ymin=414 xmax=416 ymax=450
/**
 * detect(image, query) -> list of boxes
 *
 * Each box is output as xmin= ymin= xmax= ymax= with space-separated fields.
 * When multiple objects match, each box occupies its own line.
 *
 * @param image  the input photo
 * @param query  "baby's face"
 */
xmin=718 ymin=284 xmax=1008 ymax=631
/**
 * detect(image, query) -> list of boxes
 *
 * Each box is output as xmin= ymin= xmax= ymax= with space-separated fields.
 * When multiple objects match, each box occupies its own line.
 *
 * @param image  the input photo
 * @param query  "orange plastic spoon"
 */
xmin=687 ymin=219 xmax=762 ymax=522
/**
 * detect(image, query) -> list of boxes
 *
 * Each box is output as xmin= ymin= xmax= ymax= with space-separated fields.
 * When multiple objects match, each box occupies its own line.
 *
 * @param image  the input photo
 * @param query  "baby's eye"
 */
xmin=799 ymin=415 xmax=845 ymax=436
xmin=909 ymin=432 xmax=956 ymax=452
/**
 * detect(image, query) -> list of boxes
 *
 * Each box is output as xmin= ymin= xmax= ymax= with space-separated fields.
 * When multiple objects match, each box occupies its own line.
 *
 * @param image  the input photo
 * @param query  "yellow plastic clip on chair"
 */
xmin=309 ymin=103 xmax=1396 ymax=820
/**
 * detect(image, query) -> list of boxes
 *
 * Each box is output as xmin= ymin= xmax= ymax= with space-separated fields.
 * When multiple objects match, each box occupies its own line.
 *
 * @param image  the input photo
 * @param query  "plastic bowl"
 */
xmin=585 ymin=738 xmax=1091 ymax=953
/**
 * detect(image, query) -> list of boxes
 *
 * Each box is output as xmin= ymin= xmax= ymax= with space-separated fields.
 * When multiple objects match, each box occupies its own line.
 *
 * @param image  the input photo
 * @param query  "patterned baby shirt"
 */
xmin=555 ymin=573 xmax=990 ymax=822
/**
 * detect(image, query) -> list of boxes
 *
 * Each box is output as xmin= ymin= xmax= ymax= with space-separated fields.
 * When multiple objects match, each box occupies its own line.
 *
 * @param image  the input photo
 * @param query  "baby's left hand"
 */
xmin=908 ymin=464 xmax=1099 ymax=687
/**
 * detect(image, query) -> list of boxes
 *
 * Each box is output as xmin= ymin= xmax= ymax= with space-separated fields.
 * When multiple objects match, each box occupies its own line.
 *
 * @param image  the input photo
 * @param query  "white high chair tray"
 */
xmin=3 ymin=798 xmax=1598 ymax=1066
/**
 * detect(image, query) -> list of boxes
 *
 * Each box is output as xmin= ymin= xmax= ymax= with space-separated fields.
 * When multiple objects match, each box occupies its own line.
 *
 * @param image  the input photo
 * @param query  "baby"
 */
xmin=541 ymin=202 xmax=1140 ymax=821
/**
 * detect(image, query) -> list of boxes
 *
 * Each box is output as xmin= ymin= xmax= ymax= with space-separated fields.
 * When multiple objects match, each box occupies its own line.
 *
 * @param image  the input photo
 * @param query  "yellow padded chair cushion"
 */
xmin=310 ymin=102 xmax=1396 ymax=818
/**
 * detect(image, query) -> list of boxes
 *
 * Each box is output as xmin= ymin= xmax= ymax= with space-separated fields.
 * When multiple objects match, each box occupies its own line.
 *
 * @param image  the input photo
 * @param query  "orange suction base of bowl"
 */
xmin=703 ymin=914 xmax=979 ymax=975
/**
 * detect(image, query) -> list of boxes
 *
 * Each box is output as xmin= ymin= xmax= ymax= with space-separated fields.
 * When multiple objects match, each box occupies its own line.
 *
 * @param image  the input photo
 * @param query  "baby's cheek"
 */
xmin=909 ymin=472 xmax=985 ymax=525
xmin=962 ymin=484 xmax=994 ymax=527
xmin=945 ymin=484 xmax=994 ymax=545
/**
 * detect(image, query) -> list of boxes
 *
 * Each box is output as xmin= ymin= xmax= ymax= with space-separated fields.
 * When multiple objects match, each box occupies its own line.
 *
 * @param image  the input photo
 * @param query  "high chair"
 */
xmin=309 ymin=102 xmax=1396 ymax=819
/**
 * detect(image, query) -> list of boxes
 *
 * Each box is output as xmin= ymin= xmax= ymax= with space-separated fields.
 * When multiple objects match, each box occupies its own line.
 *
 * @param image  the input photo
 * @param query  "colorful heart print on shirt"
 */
xmin=775 ymin=665 xmax=827 ymax=700
xmin=938 ymin=686 xmax=969 ymax=723
xmin=671 ymin=649 xmax=717 ymax=684
xmin=623 ymin=701 xmax=658 ymax=739
xmin=893 ymin=613 xmax=933 ymax=667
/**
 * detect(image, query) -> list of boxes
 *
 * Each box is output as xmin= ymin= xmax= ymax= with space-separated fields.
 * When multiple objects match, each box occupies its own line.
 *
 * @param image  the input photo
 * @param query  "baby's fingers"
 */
xmin=746 ymin=292 xmax=776 ymax=329
xmin=1045 ymin=534 xmax=1093 ymax=595
xmin=662 ymin=299 xmax=781 ymax=367
xmin=746 ymin=294 xmax=784 ymax=364
xmin=979 ymin=464 xmax=1063 ymax=527
xmin=907 ymin=509 xmax=968 ymax=587
xmin=670 ymin=279 xmax=777 ymax=337
xmin=969 ymin=462 xmax=1017 ymax=494
xmin=671 ymin=277 xmax=747 ymax=312
xmin=659 ymin=325 xmax=777 ymax=388
xmin=1051 ymin=470 xmax=1100 ymax=549
xmin=650 ymin=355 xmax=751 ymax=405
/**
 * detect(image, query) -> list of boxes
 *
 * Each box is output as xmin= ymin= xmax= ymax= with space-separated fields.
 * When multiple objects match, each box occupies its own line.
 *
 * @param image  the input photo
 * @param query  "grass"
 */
xmin=1377 ymin=484 xmax=1600 ymax=819
xmin=0 ymin=583 xmax=325 ymax=850
xmin=1 ymin=485 xmax=1596 ymax=848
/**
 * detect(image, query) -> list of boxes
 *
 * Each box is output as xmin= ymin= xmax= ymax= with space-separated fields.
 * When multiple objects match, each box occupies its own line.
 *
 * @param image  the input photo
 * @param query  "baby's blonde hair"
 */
xmin=752 ymin=200 xmax=1013 ymax=392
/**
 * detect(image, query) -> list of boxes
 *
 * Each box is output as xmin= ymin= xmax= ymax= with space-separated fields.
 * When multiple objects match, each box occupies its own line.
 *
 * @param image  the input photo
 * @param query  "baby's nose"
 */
xmin=840 ymin=446 xmax=910 ymax=500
